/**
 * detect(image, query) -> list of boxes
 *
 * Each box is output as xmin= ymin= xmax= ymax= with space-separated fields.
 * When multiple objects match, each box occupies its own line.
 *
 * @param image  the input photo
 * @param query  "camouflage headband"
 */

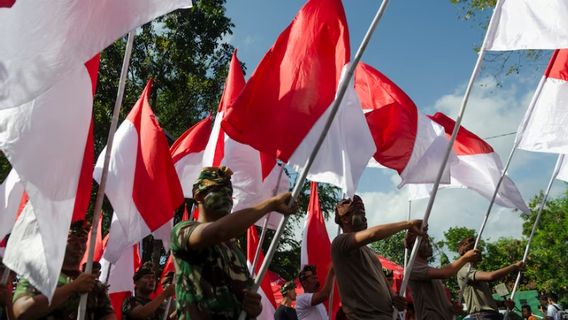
xmin=192 ymin=166 xmax=233 ymax=199
xmin=133 ymin=262 xmax=156 ymax=281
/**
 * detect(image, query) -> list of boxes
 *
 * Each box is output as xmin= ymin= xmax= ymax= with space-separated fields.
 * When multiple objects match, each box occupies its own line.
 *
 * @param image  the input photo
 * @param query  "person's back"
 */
xmin=546 ymin=293 xmax=562 ymax=320
xmin=274 ymin=281 xmax=298 ymax=320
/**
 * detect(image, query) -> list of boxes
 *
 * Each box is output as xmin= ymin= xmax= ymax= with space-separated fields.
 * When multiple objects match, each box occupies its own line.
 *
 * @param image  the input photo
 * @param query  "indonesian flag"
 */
xmin=247 ymin=226 xmax=277 ymax=320
xmin=485 ymin=0 xmax=568 ymax=51
xmin=99 ymin=217 xmax=141 ymax=320
xmin=171 ymin=116 xmax=213 ymax=198
xmin=1 ymin=56 xmax=100 ymax=301
xmin=300 ymin=182 xmax=340 ymax=319
xmin=429 ymin=112 xmax=530 ymax=213
xmin=0 ymin=170 xmax=24 ymax=241
xmin=203 ymin=50 xmax=289 ymax=229
xmin=516 ymin=50 xmax=568 ymax=154
xmin=0 ymin=0 xmax=191 ymax=108
xmin=222 ymin=0 xmax=374 ymax=196
xmin=94 ymin=80 xmax=184 ymax=263
xmin=354 ymin=62 xmax=452 ymax=187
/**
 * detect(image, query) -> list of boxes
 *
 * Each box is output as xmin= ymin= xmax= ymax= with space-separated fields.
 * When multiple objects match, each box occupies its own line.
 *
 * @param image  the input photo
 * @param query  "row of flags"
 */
xmin=2 ymin=0 xmax=568 ymax=308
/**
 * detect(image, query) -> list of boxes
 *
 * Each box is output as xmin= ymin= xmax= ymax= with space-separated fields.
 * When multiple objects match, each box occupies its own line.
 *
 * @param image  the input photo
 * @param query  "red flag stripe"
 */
xmin=428 ymin=112 xmax=493 ymax=155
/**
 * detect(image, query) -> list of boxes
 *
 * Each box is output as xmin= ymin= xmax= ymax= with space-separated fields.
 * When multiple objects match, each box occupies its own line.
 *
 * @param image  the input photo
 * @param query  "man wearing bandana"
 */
xmin=12 ymin=220 xmax=115 ymax=320
xmin=170 ymin=166 xmax=296 ymax=320
xmin=330 ymin=195 xmax=423 ymax=320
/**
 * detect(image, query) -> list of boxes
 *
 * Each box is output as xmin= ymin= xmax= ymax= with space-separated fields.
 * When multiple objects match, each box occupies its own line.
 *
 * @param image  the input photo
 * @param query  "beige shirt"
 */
xmin=409 ymin=259 xmax=454 ymax=320
xmin=457 ymin=263 xmax=499 ymax=314
xmin=331 ymin=233 xmax=393 ymax=320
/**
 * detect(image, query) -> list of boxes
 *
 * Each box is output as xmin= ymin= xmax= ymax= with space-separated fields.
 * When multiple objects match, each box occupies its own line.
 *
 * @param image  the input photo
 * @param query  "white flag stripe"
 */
xmin=0 ymin=64 xmax=92 ymax=302
xmin=485 ymin=0 xmax=568 ymax=51
xmin=517 ymin=78 xmax=568 ymax=154
xmin=0 ymin=0 xmax=191 ymax=107
xmin=289 ymin=66 xmax=375 ymax=196
xmin=0 ymin=170 xmax=24 ymax=241
xmin=174 ymin=151 xmax=205 ymax=198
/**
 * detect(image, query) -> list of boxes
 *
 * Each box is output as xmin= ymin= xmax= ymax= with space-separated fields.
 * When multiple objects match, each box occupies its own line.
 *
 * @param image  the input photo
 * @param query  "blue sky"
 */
xmin=223 ymin=0 xmax=562 ymax=244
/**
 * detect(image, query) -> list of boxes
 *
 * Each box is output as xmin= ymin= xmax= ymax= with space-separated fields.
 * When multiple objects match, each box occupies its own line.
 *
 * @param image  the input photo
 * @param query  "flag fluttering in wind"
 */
xmin=1 ymin=56 xmax=100 ymax=301
xmin=0 ymin=170 xmax=24 ymax=241
xmin=80 ymin=213 xmax=107 ymax=266
xmin=516 ymin=50 xmax=568 ymax=154
xmin=99 ymin=217 xmax=141 ymax=320
xmin=247 ymin=226 xmax=277 ymax=319
xmin=354 ymin=62 xmax=452 ymax=187
xmin=171 ymin=116 xmax=213 ymax=198
xmin=221 ymin=0 xmax=374 ymax=196
xmin=485 ymin=0 xmax=568 ymax=51
xmin=429 ymin=112 xmax=529 ymax=212
xmin=204 ymin=51 xmax=289 ymax=229
xmin=0 ymin=0 xmax=191 ymax=108
xmin=300 ymin=182 xmax=340 ymax=318
xmin=94 ymin=80 xmax=184 ymax=263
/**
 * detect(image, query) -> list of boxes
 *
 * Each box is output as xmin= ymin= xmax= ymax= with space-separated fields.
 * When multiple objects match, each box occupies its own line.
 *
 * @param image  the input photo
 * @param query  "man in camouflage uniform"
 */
xmin=122 ymin=262 xmax=175 ymax=320
xmin=12 ymin=220 xmax=115 ymax=320
xmin=171 ymin=166 xmax=296 ymax=319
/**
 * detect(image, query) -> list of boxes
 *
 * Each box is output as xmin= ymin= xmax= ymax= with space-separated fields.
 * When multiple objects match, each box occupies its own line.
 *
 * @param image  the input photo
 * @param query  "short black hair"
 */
xmin=548 ymin=292 xmax=559 ymax=301
xmin=521 ymin=304 xmax=531 ymax=312
xmin=299 ymin=265 xmax=316 ymax=281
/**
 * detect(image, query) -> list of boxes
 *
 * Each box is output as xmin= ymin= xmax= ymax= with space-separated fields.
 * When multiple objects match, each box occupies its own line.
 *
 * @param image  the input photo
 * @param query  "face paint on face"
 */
xmin=202 ymin=187 xmax=233 ymax=215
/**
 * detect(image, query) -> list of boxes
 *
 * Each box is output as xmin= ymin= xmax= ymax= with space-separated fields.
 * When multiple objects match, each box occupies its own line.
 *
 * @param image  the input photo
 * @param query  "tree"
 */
xmin=369 ymin=231 xmax=406 ymax=266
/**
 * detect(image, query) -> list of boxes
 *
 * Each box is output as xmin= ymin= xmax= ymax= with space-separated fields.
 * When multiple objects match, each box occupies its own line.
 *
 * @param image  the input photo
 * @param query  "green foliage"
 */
xmin=369 ymin=231 xmax=406 ymax=266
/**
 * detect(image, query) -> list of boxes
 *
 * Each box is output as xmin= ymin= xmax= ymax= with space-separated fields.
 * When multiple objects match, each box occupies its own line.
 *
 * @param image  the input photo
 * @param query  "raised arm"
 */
xmin=125 ymin=285 xmax=174 ymax=319
xmin=346 ymin=219 xmax=423 ymax=250
xmin=310 ymin=267 xmax=335 ymax=306
xmin=474 ymin=261 xmax=524 ymax=282
xmin=188 ymin=192 xmax=296 ymax=249
xmin=427 ymin=249 xmax=481 ymax=279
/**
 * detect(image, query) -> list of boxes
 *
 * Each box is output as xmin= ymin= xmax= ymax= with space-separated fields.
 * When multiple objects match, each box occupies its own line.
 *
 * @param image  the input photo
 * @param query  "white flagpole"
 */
xmin=77 ymin=30 xmax=136 ymax=320
xmin=237 ymin=2 xmax=391 ymax=319
xmin=251 ymin=163 xmax=285 ymax=276
xmin=396 ymin=1 xmax=505 ymax=318
xmin=404 ymin=200 xmax=411 ymax=270
xmin=510 ymin=154 xmax=563 ymax=299
xmin=472 ymin=74 xmax=548 ymax=250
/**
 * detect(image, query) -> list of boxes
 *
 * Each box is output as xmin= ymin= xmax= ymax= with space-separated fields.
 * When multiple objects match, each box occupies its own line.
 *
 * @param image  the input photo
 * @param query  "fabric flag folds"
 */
xmin=429 ymin=112 xmax=529 ymax=212
xmin=354 ymin=62 xmax=452 ymax=187
xmin=300 ymin=182 xmax=340 ymax=318
xmin=247 ymin=226 xmax=277 ymax=320
xmin=171 ymin=116 xmax=213 ymax=198
xmin=1 ymin=56 xmax=100 ymax=301
xmin=0 ymin=170 xmax=24 ymax=241
xmin=485 ymin=0 xmax=568 ymax=51
xmin=0 ymin=0 xmax=191 ymax=108
xmin=203 ymin=50 xmax=289 ymax=229
xmin=95 ymin=80 xmax=184 ymax=263
xmin=516 ymin=50 xmax=568 ymax=154
xmin=222 ymin=0 xmax=374 ymax=196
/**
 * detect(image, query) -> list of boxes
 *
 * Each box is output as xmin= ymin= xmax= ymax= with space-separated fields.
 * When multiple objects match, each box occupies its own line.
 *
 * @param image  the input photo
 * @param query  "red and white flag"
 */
xmin=80 ymin=213 xmax=107 ymax=266
xmin=99 ymin=217 xmax=141 ymax=320
xmin=171 ymin=116 xmax=213 ymax=198
xmin=1 ymin=56 xmax=99 ymax=301
xmin=0 ymin=170 xmax=24 ymax=241
xmin=0 ymin=0 xmax=191 ymax=108
xmin=203 ymin=51 xmax=289 ymax=229
xmin=354 ymin=62 xmax=452 ymax=187
xmin=300 ymin=182 xmax=340 ymax=319
xmin=429 ymin=112 xmax=530 ymax=212
xmin=247 ymin=226 xmax=277 ymax=320
xmin=222 ymin=0 xmax=374 ymax=196
xmin=516 ymin=50 xmax=568 ymax=154
xmin=485 ymin=0 xmax=568 ymax=51
xmin=94 ymin=80 xmax=184 ymax=263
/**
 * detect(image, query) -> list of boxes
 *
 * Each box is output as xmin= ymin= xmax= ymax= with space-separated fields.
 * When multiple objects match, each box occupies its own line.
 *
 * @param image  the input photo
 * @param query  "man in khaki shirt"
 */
xmin=456 ymin=237 xmax=523 ymax=320
xmin=406 ymin=232 xmax=480 ymax=320
xmin=330 ymin=195 xmax=423 ymax=320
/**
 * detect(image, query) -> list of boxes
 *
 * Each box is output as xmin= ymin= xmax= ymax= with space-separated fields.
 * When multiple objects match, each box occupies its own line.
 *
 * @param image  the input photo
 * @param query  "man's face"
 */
xmin=136 ymin=274 xmax=157 ymax=295
xmin=201 ymin=186 xmax=233 ymax=216
xmin=337 ymin=195 xmax=367 ymax=231
xmin=300 ymin=271 xmax=320 ymax=293
xmin=521 ymin=307 xmax=529 ymax=318
xmin=63 ymin=234 xmax=87 ymax=268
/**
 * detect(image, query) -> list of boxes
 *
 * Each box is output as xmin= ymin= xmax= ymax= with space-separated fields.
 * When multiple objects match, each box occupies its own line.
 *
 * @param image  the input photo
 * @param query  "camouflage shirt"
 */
xmin=122 ymin=295 xmax=166 ymax=320
xmin=13 ymin=271 xmax=114 ymax=320
xmin=170 ymin=220 xmax=252 ymax=320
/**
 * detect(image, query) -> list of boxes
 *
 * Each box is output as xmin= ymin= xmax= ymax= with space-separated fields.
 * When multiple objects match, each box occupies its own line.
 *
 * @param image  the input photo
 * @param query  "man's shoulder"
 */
xmin=171 ymin=220 xmax=200 ymax=252
xmin=331 ymin=232 xmax=354 ymax=253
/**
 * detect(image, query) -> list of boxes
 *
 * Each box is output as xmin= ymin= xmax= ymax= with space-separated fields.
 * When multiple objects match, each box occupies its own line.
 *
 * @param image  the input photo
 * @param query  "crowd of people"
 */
xmin=0 ymin=166 xmax=565 ymax=320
